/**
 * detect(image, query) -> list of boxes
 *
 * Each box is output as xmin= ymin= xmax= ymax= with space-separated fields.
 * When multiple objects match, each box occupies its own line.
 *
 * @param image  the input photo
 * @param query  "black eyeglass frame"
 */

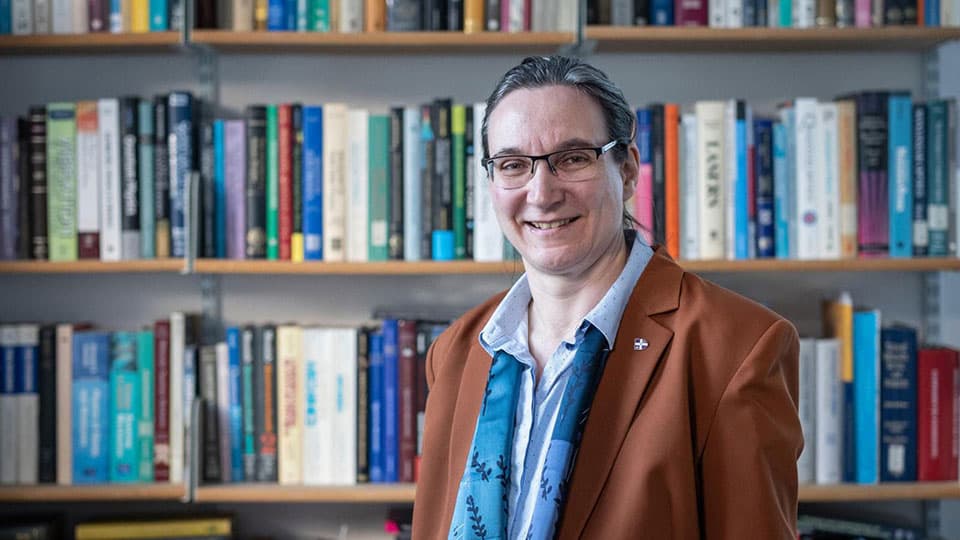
xmin=481 ymin=139 xmax=624 ymax=188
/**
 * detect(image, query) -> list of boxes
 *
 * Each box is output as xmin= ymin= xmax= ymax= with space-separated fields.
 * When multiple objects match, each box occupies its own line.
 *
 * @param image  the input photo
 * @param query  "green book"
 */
xmin=46 ymin=102 xmax=78 ymax=261
xmin=308 ymin=0 xmax=330 ymax=31
xmin=266 ymin=104 xmax=279 ymax=260
xmin=369 ymin=115 xmax=390 ymax=262
xmin=137 ymin=329 xmax=155 ymax=482
xmin=138 ymin=100 xmax=156 ymax=259
xmin=927 ymin=100 xmax=949 ymax=256
xmin=779 ymin=0 xmax=792 ymax=27
xmin=109 ymin=331 xmax=140 ymax=483
xmin=451 ymin=105 xmax=466 ymax=260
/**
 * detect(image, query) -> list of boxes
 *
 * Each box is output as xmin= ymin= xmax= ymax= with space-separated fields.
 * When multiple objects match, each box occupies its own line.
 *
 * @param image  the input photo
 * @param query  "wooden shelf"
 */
xmin=799 ymin=482 xmax=960 ymax=502
xmin=0 ymin=260 xmax=186 ymax=274
xmin=0 ymin=484 xmax=187 ymax=502
xmin=0 ymin=257 xmax=957 ymax=275
xmin=0 ymin=32 xmax=183 ymax=54
xmin=189 ymin=30 xmax=574 ymax=53
xmin=585 ymin=26 xmax=960 ymax=52
xmin=194 ymin=483 xmax=416 ymax=503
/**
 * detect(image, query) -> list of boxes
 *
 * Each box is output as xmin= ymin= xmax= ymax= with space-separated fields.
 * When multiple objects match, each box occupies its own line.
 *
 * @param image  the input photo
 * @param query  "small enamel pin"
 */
xmin=634 ymin=338 xmax=649 ymax=351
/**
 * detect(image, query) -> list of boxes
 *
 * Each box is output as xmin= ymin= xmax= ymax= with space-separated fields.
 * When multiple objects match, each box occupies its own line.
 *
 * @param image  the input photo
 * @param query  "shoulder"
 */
xmin=427 ymin=290 xmax=507 ymax=376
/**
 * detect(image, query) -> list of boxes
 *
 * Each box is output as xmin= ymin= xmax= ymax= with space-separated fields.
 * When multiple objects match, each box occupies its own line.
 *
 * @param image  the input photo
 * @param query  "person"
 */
xmin=412 ymin=55 xmax=802 ymax=540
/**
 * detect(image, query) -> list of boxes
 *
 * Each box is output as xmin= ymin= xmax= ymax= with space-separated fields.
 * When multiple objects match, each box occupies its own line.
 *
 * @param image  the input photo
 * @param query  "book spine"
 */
xmin=72 ymin=332 xmax=110 ymax=484
xmin=836 ymin=100 xmax=858 ymax=258
xmin=75 ymin=102 xmax=101 ymax=260
xmin=153 ymin=320 xmax=170 ymax=482
xmin=680 ymin=113 xmax=699 ymax=260
xmin=323 ymin=104 xmax=348 ymax=261
xmin=153 ymin=96 xmax=171 ymax=258
xmin=16 ymin=325 xmax=39 ymax=484
xmin=215 ymin=342 xmax=231 ymax=482
xmin=464 ymin=106 xmax=475 ymax=260
xmin=255 ymin=325 xmax=278 ymax=482
xmin=355 ymin=328 xmax=369 ymax=483
xmin=369 ymin=114 xmax=390 ymax=262
xmin=0 ymin=326 xmax=16 ymax=484
xmin=853 ymin=310 xmax=880 ymax=484
xmin=797 ymin=338 xmax=816 ymax=483
xmin=291 ymin=105 xmax=304 ymax=262
xmin=150 ymin=0 xmax=168 ymax=28
xmin=880 ymin=326 xmax=918 ymax=482
xmin=28 ymin=107 xmax=48 ymax=260
xmin=754 ymin=119 xmax=775 ymax=258
xmin=276 ymin=325 xmax=302 ymax=485
xmin=888 ymin=93 xmax=913 ymax=258
xmin=120 ymin=97 xmax=141 ymax=260
xmin=927 ymin=100 xmax=949 ymax=256
xmin=214 ymin=121 xmax=226 ymax=259
xmin=419 ymin=104 xmax=434 ymax=260
xmin=386 ymin=0 xmax=420 ymax=29
xmin=199 ymin=345 xmax=221 ymax=483
xmin=368 ymin=331 xmax=384 ymax=482
xmin=346 ymin=109 xmax=369 ymax=262
xmin=818 ymin=103 xmax=841 ymax=259
xmin=168 ymin=312 xmax=185 ymax=484
xmin=278 ymin=104 xmax=293 ymax=261
xmin=912 ymin=103 xmax=928 ymax=257
xmin=917 ymin=349 xmax=958 ymax=481
xmin=225 ymin=120 xmax=247 ymax=260
xmin=138 ymin=100 xmax=156 ymax=259
xmin=397 ymin=320 xmax=417 ymax=483
xmin=331 ymin=328 xmax=357 ymax=485
xmin=0 ymin=118 xmax=18 ymax=260
xmin=226 ymin=328 xmax=244 ymax=481
xmin=431 ymin=100 xmax=453 ymax=260
xmin=55 ymin=324 xmax=74 ymax=485
xmin=857 ymin=91 xmax=890 ymax=257
xmin=137 ymin=330 xmax=154 ymax=482
xmin=167 ymin=92 xmax=193 ymax=259
xmin=46 ymin=103 xmax=78 ymax=261
xmin=382 ymin=320 xmax=399 ymax=482
xmin=403 ymin=106 xmax=422 ymax=262
xmin=109 ymin=332 xmax=140 ymax=483
xmin=200 ymin=120 xmax=216 ymax=259
xmin=733 ymin=101 xmax=749 ymax=259
xmin=240 ymin=326 xmax=257 ymax=480
xmin=301 ymin=327 xmax=324 ymax=485
xmin=98 ymin=99 xmax=122 ymax=262
xmin=695 ymin=101 xmax=725 ymax=259
xmin=302 ymin=106 xmax=323 ymax=261
xmin=815 ymin=338 xmax=842 ymax=484
xmin=246 ymin=105 xmax=268 ymax=259
xmin=794 ymin=98 xmax=819 ymax=260
xmin=37 ymin=325 xmax=56 ymax=483
xmin=451 ymin=105 xmax=466 ymax=260
xmin=388 ymin=108 xmax=405 ymax=261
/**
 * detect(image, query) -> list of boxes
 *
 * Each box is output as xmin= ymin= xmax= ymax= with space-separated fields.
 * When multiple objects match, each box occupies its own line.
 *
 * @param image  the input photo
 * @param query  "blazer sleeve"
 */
xmin=700 ymin=318 xmax=803 ymax=539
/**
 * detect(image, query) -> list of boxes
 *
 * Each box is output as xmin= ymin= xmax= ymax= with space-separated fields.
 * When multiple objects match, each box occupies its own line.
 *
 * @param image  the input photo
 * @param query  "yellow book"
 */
xmin=464 ymin=0 xmax=484 ymax=32
xmin=131 ymin=0 xmax=150 ymax=32
xmin=291 ymin=232 xmax=304 ymax=262
xmin=823 ymin=291 xmax=854 ymax=385
xmin=76 ymin=518 xmax=231 ymax=539
xmin=276 ymin=324 xmax=303 ymax=485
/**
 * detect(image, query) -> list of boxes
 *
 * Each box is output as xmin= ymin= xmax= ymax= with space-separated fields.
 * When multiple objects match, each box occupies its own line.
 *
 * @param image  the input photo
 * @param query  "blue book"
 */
xmin=139 ymin=100 xmax=157 ymax=259
xmin=110 ymin=332 xmax=140 ymax=483
xmin=226 ymin=327 xmax=244 ymax=482
xmin=754 ymin=119 xmax=775 ymax=258
xmin=926 ymin=0 xmax=940 ymax=26
xmin=302 ymin=106 xmax=324 ymax=260
xmin=887 ymin=93 xmax=913 ymax=258
xmin=214 ymin=120 xmax=227 ymax=259
xmin=853 ymin=309 xmax=880 ymax=484
xmin=73 ymin=332 xmax=111 ymax=484
xmin=268 ymin=0 xmax=287 ymax=30
xmin=381 ymin=320 xmax=399 ymax=482
xmin=773 ymin=121 xmax=790 ymax=259
xmin=285 ymin=0 xmax=297 ymax=28
xmin=17 ymin=326 xmax=39 ymax=482
xmin=240 ymin=326 xmax=257 ymax=479
xmin=167 ymin=92 xmax=193 ymax=258
xmin=0 ymin=0 xmax=11 ymax=33
xmin=879 ymin=325 xmax=918 ymax=482
xmin=650 ymin=0 xmax=674 ymax=25
xmin=368 ymin=331 xmax=384 ymax=483
xmin=734 ymin=102 xmax=749 ymax=260
xmin=149 ymin=0 xmax=168 ymax=30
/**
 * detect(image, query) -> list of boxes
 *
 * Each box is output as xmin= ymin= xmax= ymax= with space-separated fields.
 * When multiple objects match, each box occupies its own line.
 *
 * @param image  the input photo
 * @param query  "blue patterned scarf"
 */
xmin=449 ymin=325 xmax=609 ymax=540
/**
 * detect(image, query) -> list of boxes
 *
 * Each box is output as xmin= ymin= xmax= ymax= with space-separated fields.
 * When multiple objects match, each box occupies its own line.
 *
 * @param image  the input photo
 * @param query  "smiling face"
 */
xmin=485 ymin=85 xmax=638 ymax=281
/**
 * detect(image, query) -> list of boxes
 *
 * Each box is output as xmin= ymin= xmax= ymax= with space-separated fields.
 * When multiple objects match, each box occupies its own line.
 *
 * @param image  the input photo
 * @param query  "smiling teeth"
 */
xmin=530 ymin=218 xmax=573 ymax=230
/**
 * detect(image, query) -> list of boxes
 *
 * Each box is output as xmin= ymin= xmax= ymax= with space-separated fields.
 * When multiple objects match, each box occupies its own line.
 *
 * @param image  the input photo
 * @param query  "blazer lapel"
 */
xmin=557 ymin=246 xmax=684 ymax=540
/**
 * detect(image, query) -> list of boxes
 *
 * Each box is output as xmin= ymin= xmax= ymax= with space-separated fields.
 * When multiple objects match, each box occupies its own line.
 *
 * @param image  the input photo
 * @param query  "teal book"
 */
xmin=307 ymin=0 xmax=329 ymax=30
xmin=139 ymin=99 xmax=156 ymax=259
xmin=137 ymin=330 xmax=155 ymax=482
xmin=368 ymin=115 xmax=390 ymax=262
xmin=149 ymin=0 xmax=168 ymax=30
xmin=266 ymin=105 xmax=279 ymax=260
xmin=109 ymin=332 xmax=140 ymax=483
xmin=451 ymin=105 xmax=466 ymax=259
xmin=46 ymin=103 xmax=78 ymax=261
xmin=926 ymin=100 xmax=949 ymax=256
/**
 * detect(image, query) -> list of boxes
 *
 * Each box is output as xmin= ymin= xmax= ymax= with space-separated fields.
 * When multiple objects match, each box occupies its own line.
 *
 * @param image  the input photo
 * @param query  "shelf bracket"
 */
xmin=923 ymin=47 xmax=940 ymax=100
xmin=924 ymin=272 xmax=942 ymax=345
xmin=200 ymin=274 xmax=223 ymax=343
xmin=558 ymin=0 xmax=596 ymax=57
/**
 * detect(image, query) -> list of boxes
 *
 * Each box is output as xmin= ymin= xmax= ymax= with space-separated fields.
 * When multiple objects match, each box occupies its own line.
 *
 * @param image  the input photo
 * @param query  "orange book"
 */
xmin=664 ymin=103 xmax=680 ymax=259
xmin=464 ymin=0 xmax=484 ymax=32
xmin=365 ymin=0 xmax=386 ymax=31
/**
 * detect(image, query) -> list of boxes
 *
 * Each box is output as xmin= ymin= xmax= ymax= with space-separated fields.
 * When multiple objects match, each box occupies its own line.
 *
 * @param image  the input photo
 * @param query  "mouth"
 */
xmin=526 ymin=217 xmax=579 ymax=230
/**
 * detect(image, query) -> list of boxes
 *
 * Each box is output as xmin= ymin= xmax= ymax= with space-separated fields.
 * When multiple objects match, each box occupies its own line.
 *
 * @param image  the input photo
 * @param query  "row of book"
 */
xmin=589 ymin=0 xmax=960 ymax=27
xmin=2 ymin=91 xmax=959 ymax=263
xmin=802 ymin=292 xmax=960 ymax=485
xmin=0 ymin=517 xmax=233 ymax=540
xmin=797 ymin=515 xmax=922 ymax=539
xmin=0 ymin=315 xmax=447 ymax=486
xmin=0 ymin=0 xmax=579 ymax=35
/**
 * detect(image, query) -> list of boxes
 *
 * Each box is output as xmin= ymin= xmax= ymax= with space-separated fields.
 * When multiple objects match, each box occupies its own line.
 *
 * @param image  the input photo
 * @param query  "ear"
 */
xmin=619 ymin=143 xmax=640 ymax=201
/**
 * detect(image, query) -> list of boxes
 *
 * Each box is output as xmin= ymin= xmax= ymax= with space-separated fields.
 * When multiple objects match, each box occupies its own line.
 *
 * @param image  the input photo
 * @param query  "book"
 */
xmin=46 ymin=102 xmax=78 ymax=261
xmin=879 ymin=324 xmax=917 ymax=482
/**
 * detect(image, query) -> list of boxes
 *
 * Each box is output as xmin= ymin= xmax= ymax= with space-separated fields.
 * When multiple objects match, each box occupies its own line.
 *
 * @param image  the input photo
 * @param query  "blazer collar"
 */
xmin=441 ymin=245 xmax=684 ymax=538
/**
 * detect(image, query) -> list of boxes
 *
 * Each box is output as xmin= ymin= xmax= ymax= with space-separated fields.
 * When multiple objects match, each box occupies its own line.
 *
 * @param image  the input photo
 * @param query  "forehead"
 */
xmin=486 ymin=85 xmax=608 ymax=149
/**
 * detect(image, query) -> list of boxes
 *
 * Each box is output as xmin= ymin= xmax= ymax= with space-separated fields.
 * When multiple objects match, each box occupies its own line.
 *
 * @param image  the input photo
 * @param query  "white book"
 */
xmin=77 ymin=102 xmax=101 ymax=257
xmin=323 ymin=103 xmax=348 ymax=262
xmin=709 ymin=0 xmax=726 ymax=27
xmin=0 ymin=326 xmax=18 ymax=485
xmin=346 ymin=108 xmax=370 ymax=262
xmin=794 ymin=98 xmax=820 ymax=260
xmin=12 ymin=0 xmax=34 ymax=34
xmin=331 ymin=327 xmax=357 ymax=485
xmin=610 ymin=0 xmax=633 ymax=25
xmin=815 ymin=338 xmax=842 ymax=484
xmin=472 ymin=103 xmax=504 ymax=262
xmin=403 ymin=106 xmax=422 ymax=262
xmin=296 ymin=0 xmax=307 ymax=29
xmin=169 ymin=312 xmax=185 ymax=484
xmin=680 ymin=112 xmax=699 ymax=261
xmin=72 ymin=0 xmax=88 ymax=33
xmin=98 ymin=99 xmax=122 ymax=262
xmin=817 ymin=102 xmax=841 ymax=259
xmin=723 ymin=100 xmax=738 ymax=260
xmin=50 ymin=0 xmax=72 ymax=33
xmin=182 ymin=344 xmax=196 ymax=486
xmin=507 ymin=0 xmax=524 ymax=31
xmin=725 ymin=0 xmax=743 ymax=27
xmin=302 ymin=327 xmax=327 ymax=485
xmin=215 ymin=342 xmax=232 ymax=483
xmin=55 ymin=324 xmax=74 ymax=485
xmin=33 ymin=0 xmax=50 ymax=33
xmin=277 ymin=325 xmax=303 ymax=485
xmin=694 ymin=101 xmax=726 ymax=260
xmin=556 ymin=0 xmax=577 ymax=31
xmin=836 ymin=100 xmax=858 ymax=258
xmin=338 ymin=0 xmax=362 ymax=31
xmin=17 ymin=324 xmax=39 ymax=484
xmin=792 ymin=0 xmax=815 ymax=27
xmin=232 ymin=0 xmax=253 ymax=29
xmin=797 ymin=337 xmax=817 ymax=484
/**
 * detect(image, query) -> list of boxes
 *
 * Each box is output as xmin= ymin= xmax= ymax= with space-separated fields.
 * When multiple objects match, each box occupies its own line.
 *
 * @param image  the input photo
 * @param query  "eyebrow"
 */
xmin=490 ymin=138 xmax=599 ymax=158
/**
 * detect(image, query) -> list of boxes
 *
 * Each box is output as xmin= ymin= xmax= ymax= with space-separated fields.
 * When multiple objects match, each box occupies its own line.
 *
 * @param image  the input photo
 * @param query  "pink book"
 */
xmin=635 ymin=164 xmax=655 ymax=245
xmin=855 ymin=0 xmax=872 ymax=26
xmin=676 ymin=0 xmax=709 ymax=25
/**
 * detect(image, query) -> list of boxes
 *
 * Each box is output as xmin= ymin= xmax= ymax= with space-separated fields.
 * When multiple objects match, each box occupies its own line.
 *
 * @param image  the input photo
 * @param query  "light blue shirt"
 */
xmin=478 ymin=233 xmax=655 ymax=540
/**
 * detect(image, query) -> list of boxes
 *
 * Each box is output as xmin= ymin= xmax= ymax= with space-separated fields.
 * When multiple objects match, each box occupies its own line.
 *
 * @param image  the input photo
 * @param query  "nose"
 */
xmin=525 ymin=158 xmax=563 ymax=207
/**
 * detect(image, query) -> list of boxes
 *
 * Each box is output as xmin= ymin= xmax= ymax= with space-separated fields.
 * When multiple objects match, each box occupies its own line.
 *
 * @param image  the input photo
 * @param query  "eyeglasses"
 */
xmin=482 ymin=139 xmax=622 ymax=190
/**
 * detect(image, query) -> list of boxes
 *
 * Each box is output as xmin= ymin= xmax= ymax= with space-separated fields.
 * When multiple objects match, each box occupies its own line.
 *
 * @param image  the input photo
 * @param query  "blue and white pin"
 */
xmin=634 ymin=338 xmax=649 ymax=351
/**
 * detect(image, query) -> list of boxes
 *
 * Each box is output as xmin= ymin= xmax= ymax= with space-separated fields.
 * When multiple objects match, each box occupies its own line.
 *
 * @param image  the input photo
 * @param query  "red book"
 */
xmin=398 ymin=320 xmax=418 ymax=483
xmin=675 ymin=0 xmax=708 ymax=25
xmin=278 ymin=104 xmax=293 ymax=260
xmin=154 ymin=320 xmax=171 ymax=482
xmin=917 ymin=347 xmax=959 ymax=481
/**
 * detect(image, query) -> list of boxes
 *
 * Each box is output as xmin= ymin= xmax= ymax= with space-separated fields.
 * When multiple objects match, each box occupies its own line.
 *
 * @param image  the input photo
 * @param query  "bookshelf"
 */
xmin=194 ymin=483 xmax=418 ymax=503
xmin=0 ymin=32 xmax=183 ymax=54
xmin=0 ymin=484 xmax=188 ymax=502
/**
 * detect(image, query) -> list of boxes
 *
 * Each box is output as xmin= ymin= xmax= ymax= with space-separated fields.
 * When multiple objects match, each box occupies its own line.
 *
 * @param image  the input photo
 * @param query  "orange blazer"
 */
xmin=412 ymin=246 xmax=803 ymax=539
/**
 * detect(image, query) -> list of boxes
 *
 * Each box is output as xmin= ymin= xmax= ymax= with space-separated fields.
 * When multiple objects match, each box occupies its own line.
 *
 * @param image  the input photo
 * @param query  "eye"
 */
xmin=495 ymin=158 xmax=531 ymax=176
xmin=555 ymin=150 xmax=593 ymax=168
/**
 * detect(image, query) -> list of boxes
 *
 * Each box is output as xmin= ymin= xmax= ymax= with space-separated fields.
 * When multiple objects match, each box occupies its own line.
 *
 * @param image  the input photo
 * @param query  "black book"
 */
xmin=292 ymin=104 xmax=303 ymax=259
xmin=37 ymin=324 xmax=56 ymax=483
xmin=245 ymin=105 xmax=267 ymax=259
xmin=419 ymin=104 xmax=434 ymax=259
xmin=486 ymin=0 xmax=500 ymax=29
xmin=432 ymin=99 xmax=453 ymax=244
xmin=912 ymin=103 xmax=927 ymax=257
xmin=355 ymin=328 xmax=370 ymax=483
xmin=388 ymin=107 xmax=405 ymax=260
xmin=424 ymin=0 xmax=447 ymax=29
xmin=856 ymin=91 xmax=889 ymax=256
xmin=27 ymin=105 xmax=47 ymax=260
xmin=195 ymin=0 xmax=217 ymax=28
xmin=254 ymin=325 xmax=278 ymax=482
xmin=464 ymin=106 xmax=474 ymax=260
xmin=200 ymin=119 xmax=216 ymax=258
xmin=199 ymin=345 xmax=221 ymax=483
xmin=387 ymin=0 xmax=422 ymax=30
xmin=447 ymin=0 xmax=463 ymax=30
xmin=120 ymin=97 xmax=141 ymax=260
xmin=649 ymin=103 xmax=666 ymax=245
xmin=154 ymin=95 xmax=171 ymax=258
xmin=17 ymin=117 xmax=30 ymax=259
